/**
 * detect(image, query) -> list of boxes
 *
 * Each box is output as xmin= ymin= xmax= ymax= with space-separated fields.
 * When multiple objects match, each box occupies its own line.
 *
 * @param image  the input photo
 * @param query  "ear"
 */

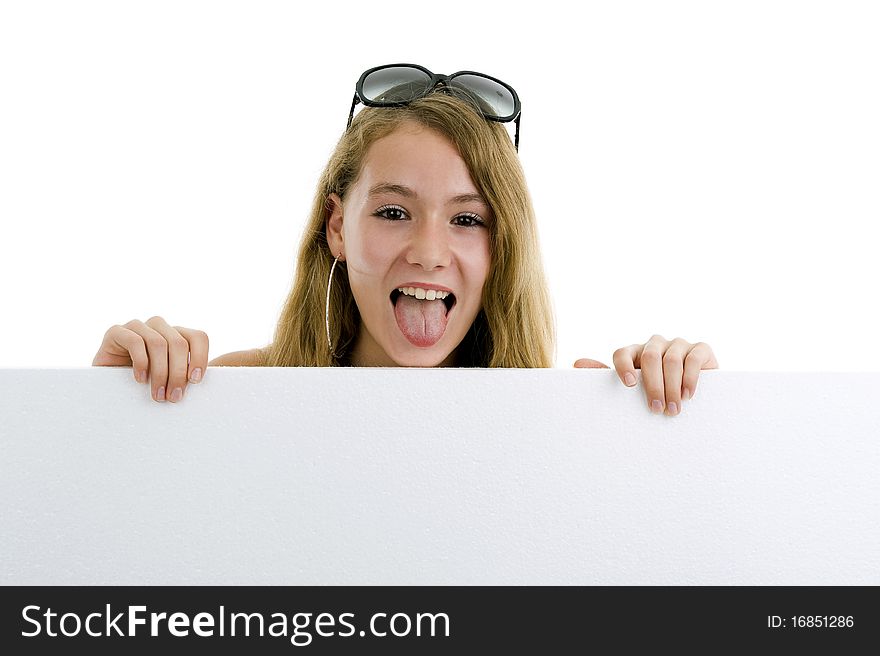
xmin=325 ymin=193 xmax=345 ymax=260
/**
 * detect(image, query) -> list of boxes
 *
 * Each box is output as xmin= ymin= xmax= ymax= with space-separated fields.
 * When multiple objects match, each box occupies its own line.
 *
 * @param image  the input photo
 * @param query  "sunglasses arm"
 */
xmin=346 ymin=94 xmax=361 ymax=130
xmin=514 ymin=113 xmax=521 ymax=152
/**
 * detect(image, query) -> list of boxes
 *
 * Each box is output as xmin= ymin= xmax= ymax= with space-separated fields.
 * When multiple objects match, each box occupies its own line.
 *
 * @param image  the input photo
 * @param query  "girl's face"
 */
xmin=326 ymin=121 xmax=492 ymax=367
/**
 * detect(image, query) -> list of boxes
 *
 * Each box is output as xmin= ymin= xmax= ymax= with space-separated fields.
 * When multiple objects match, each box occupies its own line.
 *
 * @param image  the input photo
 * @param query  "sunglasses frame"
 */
xmin=346 ymin=63 xmax=522 ymax=150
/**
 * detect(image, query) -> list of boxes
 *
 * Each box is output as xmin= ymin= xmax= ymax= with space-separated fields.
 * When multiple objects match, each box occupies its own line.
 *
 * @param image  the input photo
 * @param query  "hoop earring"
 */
xmin=325 ymin=253 xmax=343 ymax=359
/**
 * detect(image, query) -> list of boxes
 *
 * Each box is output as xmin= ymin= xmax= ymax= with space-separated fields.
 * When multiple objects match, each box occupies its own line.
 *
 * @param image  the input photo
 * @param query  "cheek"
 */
xmin=349 ymin=223 xmax=396 ymax=274
xmin=461 ymin=234 xmax=491 ymax=293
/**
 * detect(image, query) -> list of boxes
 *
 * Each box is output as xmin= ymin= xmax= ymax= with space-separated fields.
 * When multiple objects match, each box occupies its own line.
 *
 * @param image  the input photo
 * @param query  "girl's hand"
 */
xmin=574 ymin=335 xmax=719 ymax=416
xmin=92 ymin=316 xmax=209 ymax=403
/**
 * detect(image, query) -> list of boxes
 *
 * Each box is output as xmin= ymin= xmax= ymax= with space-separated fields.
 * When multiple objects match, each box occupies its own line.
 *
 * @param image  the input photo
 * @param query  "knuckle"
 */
xmin=640 ymin=350 xmax=660 ymax=364
xmin=145 ymin=315 xmax=165 ymax=325
xmin=144 ymin=336 xmax=168 ymax=352
xmin=684 ymin=349 xmax=701 ymax=363
xmin=169 ymin=335 xmax=189 ymax=351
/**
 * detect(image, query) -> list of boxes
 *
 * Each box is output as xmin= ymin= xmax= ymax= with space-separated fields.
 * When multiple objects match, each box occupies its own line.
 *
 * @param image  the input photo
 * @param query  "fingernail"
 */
xmin=683 ymin=388 xmax=691 ymax=401
xmin=624 ymin=372 xmax=636 ymax=386
xmin=170 ymin=387 xmax=182 ymax=402
xmin=651 ymin=399 xmax=664 ymax=413
xmin=137 ymin=370 xmax=147 ymax=383
xmin=190 ymin=368 xmax=202 ymax=383
xmin=157 ymin=386 xmax=165 ymax=401
xmin=668 ymin=402 xmax=678 ymax=415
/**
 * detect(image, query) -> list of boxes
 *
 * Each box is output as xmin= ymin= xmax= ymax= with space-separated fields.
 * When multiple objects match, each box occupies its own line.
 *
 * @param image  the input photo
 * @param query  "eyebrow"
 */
xmin=367 ymin=183 xmax=488 ymax=207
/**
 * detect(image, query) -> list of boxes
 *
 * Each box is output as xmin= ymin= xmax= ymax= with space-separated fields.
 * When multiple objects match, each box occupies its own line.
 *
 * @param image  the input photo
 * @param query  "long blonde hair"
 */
xmin=264 ymin=92 xmax=555 ymax=367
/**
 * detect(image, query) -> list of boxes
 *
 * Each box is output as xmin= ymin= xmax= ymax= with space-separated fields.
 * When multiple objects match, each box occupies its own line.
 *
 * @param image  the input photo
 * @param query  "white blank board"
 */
xmin=1 ymin=368 xmax=878 ymax=585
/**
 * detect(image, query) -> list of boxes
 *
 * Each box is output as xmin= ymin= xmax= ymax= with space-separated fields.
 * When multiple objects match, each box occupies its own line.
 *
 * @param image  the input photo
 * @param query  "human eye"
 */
xmin=373 ymin=204 xmax=409 ymax=221
xmin=452 ymin=212 xmax=486 ymax=228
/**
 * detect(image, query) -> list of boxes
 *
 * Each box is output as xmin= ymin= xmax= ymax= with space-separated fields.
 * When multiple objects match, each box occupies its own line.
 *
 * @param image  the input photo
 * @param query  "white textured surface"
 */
xmin=1 ymin=368 xmax=878 ymax=585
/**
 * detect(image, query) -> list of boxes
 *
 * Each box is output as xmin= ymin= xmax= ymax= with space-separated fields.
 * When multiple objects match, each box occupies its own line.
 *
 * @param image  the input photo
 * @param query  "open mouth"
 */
xmin=389 ymin=289 xmax=457 ymax=313
xmin=389 ymin=288 xmax=457 ymax=347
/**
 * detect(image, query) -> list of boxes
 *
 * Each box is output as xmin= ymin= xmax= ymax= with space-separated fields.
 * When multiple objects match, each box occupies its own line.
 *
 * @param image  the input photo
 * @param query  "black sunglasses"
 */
xmin=346 ymin=63 xmax=522 ymax=151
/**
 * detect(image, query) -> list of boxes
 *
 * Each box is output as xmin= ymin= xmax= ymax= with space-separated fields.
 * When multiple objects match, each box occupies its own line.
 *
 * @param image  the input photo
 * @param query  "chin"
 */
xmin=387 ymin=343 xmax=456 ymax=368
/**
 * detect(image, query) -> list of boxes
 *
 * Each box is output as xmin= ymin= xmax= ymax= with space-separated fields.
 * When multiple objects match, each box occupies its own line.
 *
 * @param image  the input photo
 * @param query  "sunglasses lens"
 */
xmin=449 ymin=74 xmax=517 ymax=120
xmin=362 ymin=66 xmax=432 ymax=103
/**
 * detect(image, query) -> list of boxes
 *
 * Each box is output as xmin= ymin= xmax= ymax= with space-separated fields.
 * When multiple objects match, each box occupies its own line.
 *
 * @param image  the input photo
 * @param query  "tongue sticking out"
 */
xmin=393 ymin=294 xmax=449 ymax=347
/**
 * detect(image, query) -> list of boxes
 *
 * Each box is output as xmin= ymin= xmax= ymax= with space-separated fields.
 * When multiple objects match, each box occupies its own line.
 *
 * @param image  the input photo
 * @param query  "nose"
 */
xmin=406 ymin=217 xmax=452 ymax=270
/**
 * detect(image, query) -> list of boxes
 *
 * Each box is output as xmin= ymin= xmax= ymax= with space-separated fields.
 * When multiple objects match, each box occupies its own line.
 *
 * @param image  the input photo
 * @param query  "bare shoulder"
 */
xmin=209 ymin=346 xmax=270 ymax=367
xmin=572 ymin=358 xmax=611 ymax=369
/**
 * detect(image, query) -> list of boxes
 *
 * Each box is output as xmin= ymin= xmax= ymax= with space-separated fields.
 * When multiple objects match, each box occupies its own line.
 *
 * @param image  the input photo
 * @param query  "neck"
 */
xmin=350 ymin=324 xmax=457 ymax=367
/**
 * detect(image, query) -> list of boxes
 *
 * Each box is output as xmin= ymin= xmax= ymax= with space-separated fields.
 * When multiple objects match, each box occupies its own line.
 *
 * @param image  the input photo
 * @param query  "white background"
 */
xmin=1 ymin=0 xmax=877 ymax=370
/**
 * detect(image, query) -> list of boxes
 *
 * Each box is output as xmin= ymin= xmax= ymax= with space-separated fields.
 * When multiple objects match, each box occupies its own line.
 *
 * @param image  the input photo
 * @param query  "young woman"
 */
xmin=92 ymin=64 xmax=718 ymax=415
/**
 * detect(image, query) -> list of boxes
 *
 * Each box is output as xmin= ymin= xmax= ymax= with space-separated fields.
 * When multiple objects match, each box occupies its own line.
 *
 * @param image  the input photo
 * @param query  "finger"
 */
xmin=640 ymin=335 xmax=669 ymax=414
xmin=573 ymin=358 xmax=610 ymax=369
xmin=145 ymin=316 xmax=190 ymax=403
xmin=682 ymin=342 xmax=717 ymax=400
xmin=176 ymin=326 xmax=210 ymax=383
xmin=662 ymin=338 xmax=691 ymax=416
xmin=125 ymin=319 xmax=169 ymax=402
xmin=700 ymin=343 xmax=720 ymax=369
xmin=94 ymin=325 xmax=150 ymax=383
xmin=612 ymin=344 xmax=642 ymax=386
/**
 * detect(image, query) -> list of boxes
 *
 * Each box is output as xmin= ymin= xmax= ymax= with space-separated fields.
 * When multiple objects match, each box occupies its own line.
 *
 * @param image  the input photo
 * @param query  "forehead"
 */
xmin=356 ymin=124 xmax=481 ymax=198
